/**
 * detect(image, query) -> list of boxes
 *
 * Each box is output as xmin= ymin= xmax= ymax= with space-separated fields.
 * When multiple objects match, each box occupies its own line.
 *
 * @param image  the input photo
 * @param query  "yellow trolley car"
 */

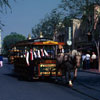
xmin=13 ymin=37 xmax=65 ymax=80
xmin=8 ymin=49 xmax=21 ymax=64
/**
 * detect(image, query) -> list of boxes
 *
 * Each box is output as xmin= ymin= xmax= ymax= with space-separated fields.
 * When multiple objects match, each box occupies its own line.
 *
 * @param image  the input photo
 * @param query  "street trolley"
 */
xmin=8 ymin=49 xmax=21 ymax=64
xmin=13 ymin=37 xmax=65 ymax=80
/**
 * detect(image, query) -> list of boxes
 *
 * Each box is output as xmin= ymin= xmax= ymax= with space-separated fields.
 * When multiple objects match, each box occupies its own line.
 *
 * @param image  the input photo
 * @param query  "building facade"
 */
xmin=54 ymin=4 xmax=100 ymax=51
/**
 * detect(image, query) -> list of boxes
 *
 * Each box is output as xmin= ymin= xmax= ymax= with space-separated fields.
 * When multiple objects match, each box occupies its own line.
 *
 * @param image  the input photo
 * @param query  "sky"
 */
xmin=1 ymin=0 xmax=61 ymax=40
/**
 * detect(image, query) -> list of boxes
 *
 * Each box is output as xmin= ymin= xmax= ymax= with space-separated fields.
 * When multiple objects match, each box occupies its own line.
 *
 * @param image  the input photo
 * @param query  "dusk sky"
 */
xmin=1 ymin=0 xmax=61 ymax=40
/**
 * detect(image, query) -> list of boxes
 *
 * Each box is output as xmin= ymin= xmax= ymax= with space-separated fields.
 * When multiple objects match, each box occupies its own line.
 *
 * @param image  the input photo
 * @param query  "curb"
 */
xmin=79 ymin=69 xmax=100 ymax=75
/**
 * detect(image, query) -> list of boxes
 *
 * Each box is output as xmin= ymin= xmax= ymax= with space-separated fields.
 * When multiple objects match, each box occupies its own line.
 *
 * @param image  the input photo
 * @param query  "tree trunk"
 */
xmin=99 ymin=56 xmax=100 ymax=72
xmin=96 ymin=41 xmax=100 ymax=72
xmin=98 ymin=45 xmax=100 ymax=72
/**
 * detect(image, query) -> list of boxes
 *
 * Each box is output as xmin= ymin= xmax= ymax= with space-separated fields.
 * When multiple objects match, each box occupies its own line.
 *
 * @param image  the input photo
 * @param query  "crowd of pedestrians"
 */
xmin=82 ymin=51 xmax=97 ymax=69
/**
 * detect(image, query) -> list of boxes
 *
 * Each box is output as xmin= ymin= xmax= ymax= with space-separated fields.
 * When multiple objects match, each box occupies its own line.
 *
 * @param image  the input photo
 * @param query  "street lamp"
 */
xmin=67 ymin=27 xmax=72 ymax=51
xmin=67 ymin=40 xmax=72 ymax=46
xmin=40 ymin=32 xmax=43 ymax=38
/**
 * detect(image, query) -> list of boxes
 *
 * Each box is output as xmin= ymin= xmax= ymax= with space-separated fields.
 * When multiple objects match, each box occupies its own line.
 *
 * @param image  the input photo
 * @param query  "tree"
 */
xmin=59 ymin=0 xmax=100 ymax=17
xmin=32 ymin=9 xmax=64 ymax=39
xmin=93 ymin=7 xmax=100 ymax=72
xmin=3 ymin=32 xmax=26 ymax=55
xmin=59 ymin=0 xmax=100 ymax=71
xmin=0 ymin=0 xmax=15 ymax=29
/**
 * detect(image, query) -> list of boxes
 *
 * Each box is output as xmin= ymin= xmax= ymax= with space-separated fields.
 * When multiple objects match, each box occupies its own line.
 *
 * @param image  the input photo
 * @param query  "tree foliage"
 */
xmin=3 ymin=32 xmax=26 ymax=54
xmin=32 ymin=9 xmax=64 ymax=39
xmin=0 ymin=0 xmax=15 ymax=29
xmin=59 ymin=0 xmax=100 ymax=17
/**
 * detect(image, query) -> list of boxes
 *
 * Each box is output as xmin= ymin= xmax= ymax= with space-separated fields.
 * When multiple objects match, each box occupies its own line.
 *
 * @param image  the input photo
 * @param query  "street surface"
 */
xmin=0 ymin=58 xmax=100 ymax=100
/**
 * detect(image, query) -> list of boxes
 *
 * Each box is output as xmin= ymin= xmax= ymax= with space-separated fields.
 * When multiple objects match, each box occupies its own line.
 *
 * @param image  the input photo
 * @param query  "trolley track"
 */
xmin=48 ymin=77 xmax=100 ymax=100
xmin=70 ymin=80 xmax=100 ymax=100
xmin=50 ymin=72 xmax=100 ymax=100
xmin=68 ymin=73 xmax=100 ymax=100
xmin=55 ymin=81 xmax=99 ymax=100
xmin=76 ymin=79 xmax=100 ymax=92
xmin=70 ymin=86 xmax=100 ymax=100
xmin=51 ymin=73 xmax=100 ymax=100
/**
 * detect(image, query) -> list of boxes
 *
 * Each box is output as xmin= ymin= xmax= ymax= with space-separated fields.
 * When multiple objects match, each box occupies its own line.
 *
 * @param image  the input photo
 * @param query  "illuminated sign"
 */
xmin=40 ymin=64 xmax=56 ymax=67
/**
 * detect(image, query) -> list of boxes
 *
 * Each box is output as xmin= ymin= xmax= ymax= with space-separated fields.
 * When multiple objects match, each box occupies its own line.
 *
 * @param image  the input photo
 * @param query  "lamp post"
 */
xmin=67 ymin=27 xmax=72 ymax=52
xmin=40 ymin=32 xmax=43 ymax=38
xmin=67 ymin=40 xmax=72 ymax=52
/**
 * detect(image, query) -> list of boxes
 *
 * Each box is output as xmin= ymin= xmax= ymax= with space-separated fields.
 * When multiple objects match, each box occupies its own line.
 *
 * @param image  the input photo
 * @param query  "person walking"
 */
xmin=85 ymin=52 xmax=91 ymax=69
xmin=91 ymin=52 xmax=97 ymax=69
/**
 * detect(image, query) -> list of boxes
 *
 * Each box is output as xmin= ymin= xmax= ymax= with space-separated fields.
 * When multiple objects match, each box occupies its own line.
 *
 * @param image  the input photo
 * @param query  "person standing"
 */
xmin=91 ymin=52 xmax=97 ymax=69
xmin=40 ymin=48 xmax=49 ymax=58
xmin=85 ymin=52 xmax=91 ymax=69
xmin=25 ymin=48 xmax=34 ymax=79
xmin=82 ymin=53 xmax=86 ymax=69
xmin=25 ymin=48 xmax=34 ymax=66
xmin=57 ymin=45 xmax=64 ymax=54
xmin=25 ymin=50 xmax=30 ymax=66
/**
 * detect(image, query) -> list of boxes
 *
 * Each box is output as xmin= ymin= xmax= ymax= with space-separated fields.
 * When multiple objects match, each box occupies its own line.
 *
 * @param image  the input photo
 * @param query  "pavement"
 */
xmin=80 ymin=68 xmax=100 ymax=74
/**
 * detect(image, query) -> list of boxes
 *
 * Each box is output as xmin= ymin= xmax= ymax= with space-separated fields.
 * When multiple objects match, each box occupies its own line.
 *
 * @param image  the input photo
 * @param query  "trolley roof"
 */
xmin=14 ymin=38 xmax=65 ymax=47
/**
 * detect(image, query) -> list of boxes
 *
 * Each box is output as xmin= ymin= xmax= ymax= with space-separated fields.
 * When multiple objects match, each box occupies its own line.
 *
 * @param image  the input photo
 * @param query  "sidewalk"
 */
xmin=79 ymin=68 xmax=100 ymax=74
